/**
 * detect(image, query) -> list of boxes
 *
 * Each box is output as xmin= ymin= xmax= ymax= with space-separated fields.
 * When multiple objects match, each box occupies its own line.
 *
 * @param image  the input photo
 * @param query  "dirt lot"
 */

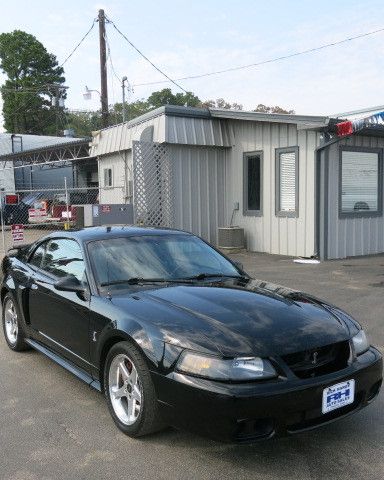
xmin=0 ymin=251 xmax=383 ymax=480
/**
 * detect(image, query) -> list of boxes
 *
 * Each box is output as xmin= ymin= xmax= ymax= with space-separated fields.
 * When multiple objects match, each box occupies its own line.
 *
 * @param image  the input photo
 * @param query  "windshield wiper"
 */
xmin=180 ymin=273 xmax=249 ymax=281
xmin=100 ymin=277 xmax=193 ymax=287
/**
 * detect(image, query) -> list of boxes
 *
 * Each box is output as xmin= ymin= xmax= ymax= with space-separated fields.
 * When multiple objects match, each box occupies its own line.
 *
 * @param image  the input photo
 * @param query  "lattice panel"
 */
xmin=132 ymin=141 xmax=174 ymax=228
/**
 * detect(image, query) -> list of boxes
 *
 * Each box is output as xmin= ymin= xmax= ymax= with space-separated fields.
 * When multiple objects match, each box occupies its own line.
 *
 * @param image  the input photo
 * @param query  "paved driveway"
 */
xmin=0 ymin=253 xmax=383 ymax=480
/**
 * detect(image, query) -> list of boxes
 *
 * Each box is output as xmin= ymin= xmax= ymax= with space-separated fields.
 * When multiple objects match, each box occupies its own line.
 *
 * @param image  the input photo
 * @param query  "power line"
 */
xmin=105 ymin=30 xmax=133 ymax=93
xmin=60 ymin=18 xmax=97 ymax=67
xmin=132 ymin=26 xmax=384 ymax=87
xmin=106 ymin=15 xmax=188 ymax=94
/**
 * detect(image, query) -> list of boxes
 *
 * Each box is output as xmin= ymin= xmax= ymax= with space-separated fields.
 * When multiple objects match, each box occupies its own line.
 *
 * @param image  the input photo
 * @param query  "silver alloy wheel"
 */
xmin=4 ymin=298 xmax=18 ymax=345
xmin=108 ymin=353 xmax=143 ymax=425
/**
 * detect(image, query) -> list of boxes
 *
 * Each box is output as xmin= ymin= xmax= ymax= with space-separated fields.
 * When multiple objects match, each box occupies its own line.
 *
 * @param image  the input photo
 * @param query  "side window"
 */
xmin=340 ymin=148 xmax=382 ymax=216
xmin=28 ymin=242 xmax=47 ymax=269
xmin=104 ymin=168 xmax=113 ymax=187
xmin=41 ymin=239 xmax=85 ymax=282
xmin=243 ymin=151 xmax=263 ymax=215
xmin=275 ymin=147 xmax=299 ymax=217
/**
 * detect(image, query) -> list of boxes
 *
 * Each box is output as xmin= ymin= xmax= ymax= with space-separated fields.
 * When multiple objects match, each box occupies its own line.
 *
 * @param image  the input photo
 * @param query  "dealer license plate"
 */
xmin=322 ymin=379 xmax=355 ymax=414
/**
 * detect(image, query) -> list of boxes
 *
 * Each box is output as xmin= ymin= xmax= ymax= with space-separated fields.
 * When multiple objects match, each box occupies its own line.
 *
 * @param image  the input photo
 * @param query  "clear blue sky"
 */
xmin=1 ymin=0 xmax=384 ymax=122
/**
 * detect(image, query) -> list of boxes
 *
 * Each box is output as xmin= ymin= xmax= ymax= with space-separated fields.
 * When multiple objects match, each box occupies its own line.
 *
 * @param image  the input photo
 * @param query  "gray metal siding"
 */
xmin=165 ymin=116 xmax=231 ymax=147
xmin=169 ymin=145 xmax=227 ymax=244
xmin=324 ymin=135 xmax=384 ymax=259
xmin=226 ymin=120 xmax=321 ymax=257
xmin=90 ymin=116 xmax=166 ymax=156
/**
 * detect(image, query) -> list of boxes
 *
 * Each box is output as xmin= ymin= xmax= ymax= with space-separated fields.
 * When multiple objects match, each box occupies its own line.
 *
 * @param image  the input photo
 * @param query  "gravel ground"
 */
xmin=0 ymin=251 xmax=383 ymax=480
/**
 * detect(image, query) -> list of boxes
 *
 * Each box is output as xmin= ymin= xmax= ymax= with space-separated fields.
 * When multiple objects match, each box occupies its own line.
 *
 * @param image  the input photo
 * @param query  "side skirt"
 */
xmin=25 ymin=338 xmax=102 ymax=392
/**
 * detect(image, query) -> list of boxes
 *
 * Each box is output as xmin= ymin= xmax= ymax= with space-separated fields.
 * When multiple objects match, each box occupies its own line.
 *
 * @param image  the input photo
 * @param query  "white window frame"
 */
xmin=275 ymin=146 xmax=299 ymax=217
xmin=339 ymin=146 xmax=383 ymax=218
xmin=103 ymin=167 xmax=113 ymax=188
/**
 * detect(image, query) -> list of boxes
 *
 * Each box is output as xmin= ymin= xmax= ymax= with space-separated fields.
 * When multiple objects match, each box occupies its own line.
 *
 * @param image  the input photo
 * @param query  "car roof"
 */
xmin=42 ymin=226 xmax=194 ymax=243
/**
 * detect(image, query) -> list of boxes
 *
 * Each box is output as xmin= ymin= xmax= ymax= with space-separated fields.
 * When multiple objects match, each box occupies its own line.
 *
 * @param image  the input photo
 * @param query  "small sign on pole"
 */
xmin=5 ymin=194 xmax=19 ymax=205
xmin=11 ymin=224 xmax=24 ymax=243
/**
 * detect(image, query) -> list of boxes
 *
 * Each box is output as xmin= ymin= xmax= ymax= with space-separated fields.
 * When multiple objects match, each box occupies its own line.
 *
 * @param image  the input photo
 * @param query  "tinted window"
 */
xmin=88 ymin=235 xmax=240 ymax=287
xmin=244 ymin=153 xmax=262 ymax=213
xmin=28 ymin=243 xmax=47 ymax=269
xmin=41 ymin=239 xmax=85 ymax=282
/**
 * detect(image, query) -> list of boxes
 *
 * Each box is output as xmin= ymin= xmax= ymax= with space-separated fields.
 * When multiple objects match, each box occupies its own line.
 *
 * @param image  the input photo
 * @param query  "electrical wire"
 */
xmin=105 ymin=31 xmax=123 ymax=85
xmin=106 ymin=14 xmax=188 ymax=93
xmin=105 ymin=38 xmax=119 ymax=125
xmin=132 ymin=26 xmax=384 ymax=87
xmin=59 ymin=18 xmax=97 ymax=67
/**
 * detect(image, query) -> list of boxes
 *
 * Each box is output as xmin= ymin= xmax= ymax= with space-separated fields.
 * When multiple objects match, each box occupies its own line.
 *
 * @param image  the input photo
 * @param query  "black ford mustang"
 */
xmin=1 ymin=227 xmax=382 ymax=443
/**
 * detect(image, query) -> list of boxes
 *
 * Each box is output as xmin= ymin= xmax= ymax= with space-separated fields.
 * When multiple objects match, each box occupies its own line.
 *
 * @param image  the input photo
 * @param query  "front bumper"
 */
xmin=152 ymin=347 xmax=383 ymax=443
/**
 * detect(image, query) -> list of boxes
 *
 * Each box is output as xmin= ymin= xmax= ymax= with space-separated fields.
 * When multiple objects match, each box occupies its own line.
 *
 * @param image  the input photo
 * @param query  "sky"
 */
xmin=1 ymin=0 xmax=384 ymax=130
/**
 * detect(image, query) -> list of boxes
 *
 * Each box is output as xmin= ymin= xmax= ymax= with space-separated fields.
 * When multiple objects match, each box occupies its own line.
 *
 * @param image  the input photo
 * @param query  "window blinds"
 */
xmin=341 ymin=151 xmax=378 ymax=212
xmin=279 ymin=151 xmax=296 ymax=212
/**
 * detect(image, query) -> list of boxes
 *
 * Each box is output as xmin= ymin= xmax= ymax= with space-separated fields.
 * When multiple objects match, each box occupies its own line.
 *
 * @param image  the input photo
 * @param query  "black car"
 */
xmin=1 ymin=227 xmax=382 ymax=443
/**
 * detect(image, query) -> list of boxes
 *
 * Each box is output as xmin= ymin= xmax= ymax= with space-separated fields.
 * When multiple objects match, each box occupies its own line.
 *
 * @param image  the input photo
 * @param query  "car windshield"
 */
xmin=88 ymin=234 xmax=241 ymax=287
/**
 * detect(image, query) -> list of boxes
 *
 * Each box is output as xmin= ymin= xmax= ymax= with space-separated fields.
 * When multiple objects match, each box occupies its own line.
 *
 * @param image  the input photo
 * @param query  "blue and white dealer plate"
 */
xmin=322 ymin=379 xmax=355 ymax=414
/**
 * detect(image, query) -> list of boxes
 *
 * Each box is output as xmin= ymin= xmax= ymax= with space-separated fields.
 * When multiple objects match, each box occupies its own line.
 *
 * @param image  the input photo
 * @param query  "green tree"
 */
xmin=200 ymin=98 xmax=243 ymax=110
xmin=253 ymin=104 xmax=294 ymax=114
xmin=65 ymin=111 xmax=102 ymax=138
xmin=148 ymin=88 xmax=200 ymax=108
xmin=0 ymin=30 xmax=65 ymax=134
xmin=112 ymin=99 xmax=151 ymax=123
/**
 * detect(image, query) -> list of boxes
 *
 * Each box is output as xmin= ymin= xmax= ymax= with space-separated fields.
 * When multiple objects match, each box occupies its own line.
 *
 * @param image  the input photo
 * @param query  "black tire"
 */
xmin=2 ymin=293 xmax=30 ymax=352
xmin=104 ymin=341 xmax=165 ymax=437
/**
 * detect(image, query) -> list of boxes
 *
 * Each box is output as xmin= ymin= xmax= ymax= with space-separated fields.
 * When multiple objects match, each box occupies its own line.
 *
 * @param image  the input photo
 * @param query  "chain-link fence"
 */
xmin=0 ymin=183 xmax=99 ymax=255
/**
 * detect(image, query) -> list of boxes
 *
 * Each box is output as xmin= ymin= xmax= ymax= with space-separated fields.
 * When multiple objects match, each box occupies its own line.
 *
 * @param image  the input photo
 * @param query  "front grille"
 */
xmin=282 ymin=340 xmax=350 ymax=379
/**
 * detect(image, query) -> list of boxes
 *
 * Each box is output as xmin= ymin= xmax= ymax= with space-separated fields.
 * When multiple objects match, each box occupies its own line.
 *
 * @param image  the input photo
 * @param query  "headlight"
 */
xmin=352 ymin=330 xmax=369 ymax=356
xmin=176 ymin=351 xmax=277 ymax=381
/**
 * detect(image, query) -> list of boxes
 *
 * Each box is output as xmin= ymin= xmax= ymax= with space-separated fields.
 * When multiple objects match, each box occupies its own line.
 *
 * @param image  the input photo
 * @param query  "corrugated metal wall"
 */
xmin=90 ymin=115 xmax=165 ymax=156
xmin=169 ymin=145 xmax=227 ymax=244
xmin=94 ymin=113 xmax=323 ymax=256
xmin=226 ymin=120 xmax=320 ymax=257
xmin=98 ymin=151 xmax=131 ymax=204
xmin=321 ymin=134 xmax=384 ymax=259
xmin=166 ymin=116 xmax=231 ymax=147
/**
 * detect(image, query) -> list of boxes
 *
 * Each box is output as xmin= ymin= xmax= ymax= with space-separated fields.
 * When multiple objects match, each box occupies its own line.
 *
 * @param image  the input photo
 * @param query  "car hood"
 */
xmin=111 ymin=279 xmax=356 ymax=357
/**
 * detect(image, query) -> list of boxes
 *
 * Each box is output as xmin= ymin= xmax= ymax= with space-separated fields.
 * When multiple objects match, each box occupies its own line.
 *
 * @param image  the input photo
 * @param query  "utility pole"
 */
xmin=122 ymin=76 xmax=128 ymax=122
xmin=98 ymin=9 xmax=109 ymax=128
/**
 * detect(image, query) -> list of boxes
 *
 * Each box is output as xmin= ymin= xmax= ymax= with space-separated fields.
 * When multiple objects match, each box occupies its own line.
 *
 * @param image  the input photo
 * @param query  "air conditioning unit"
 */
xmin=218 ymin=227 xmax=245 ymax=251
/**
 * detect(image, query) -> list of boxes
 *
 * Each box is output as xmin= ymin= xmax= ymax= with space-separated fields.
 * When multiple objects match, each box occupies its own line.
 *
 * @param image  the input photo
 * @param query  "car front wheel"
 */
xmin=2 ymin=293 xmax=29 ymax=351
xmin=104 ymin=341 xmax=164 ymax=437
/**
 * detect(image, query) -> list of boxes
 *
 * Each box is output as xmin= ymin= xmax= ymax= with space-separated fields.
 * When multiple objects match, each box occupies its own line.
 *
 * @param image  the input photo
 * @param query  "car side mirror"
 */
xmin=54 ymin=276 xmax=87 ymax=298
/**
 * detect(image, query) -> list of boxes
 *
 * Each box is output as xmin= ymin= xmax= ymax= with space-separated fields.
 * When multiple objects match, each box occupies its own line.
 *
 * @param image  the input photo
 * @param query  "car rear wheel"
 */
xmin=2 ymin=294 xmax=29 ymax=351
xmin=104 ymin=341 xmax=165 ymax=437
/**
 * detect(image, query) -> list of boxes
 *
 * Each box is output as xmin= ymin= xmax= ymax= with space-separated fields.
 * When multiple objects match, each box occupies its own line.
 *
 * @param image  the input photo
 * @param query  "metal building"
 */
xmin=90 ymin=105 xmax=384 ymax=260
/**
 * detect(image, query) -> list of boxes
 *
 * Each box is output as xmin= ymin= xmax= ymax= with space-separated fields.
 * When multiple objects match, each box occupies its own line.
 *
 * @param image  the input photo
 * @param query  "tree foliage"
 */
xmin=67 ymin=90 xmax=295 ymax=137
xmin=0 ymin=30 xmax=65 ymax=135
xmin=253 ymin=103 xmax=294 ymax=114
xmin=200 ymin=98 xmax=243 ymax=110
xmin=65 ymin=111 xmax=102 ymax=138
xmin=147 ymin=88 xmax=201 ymax=108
